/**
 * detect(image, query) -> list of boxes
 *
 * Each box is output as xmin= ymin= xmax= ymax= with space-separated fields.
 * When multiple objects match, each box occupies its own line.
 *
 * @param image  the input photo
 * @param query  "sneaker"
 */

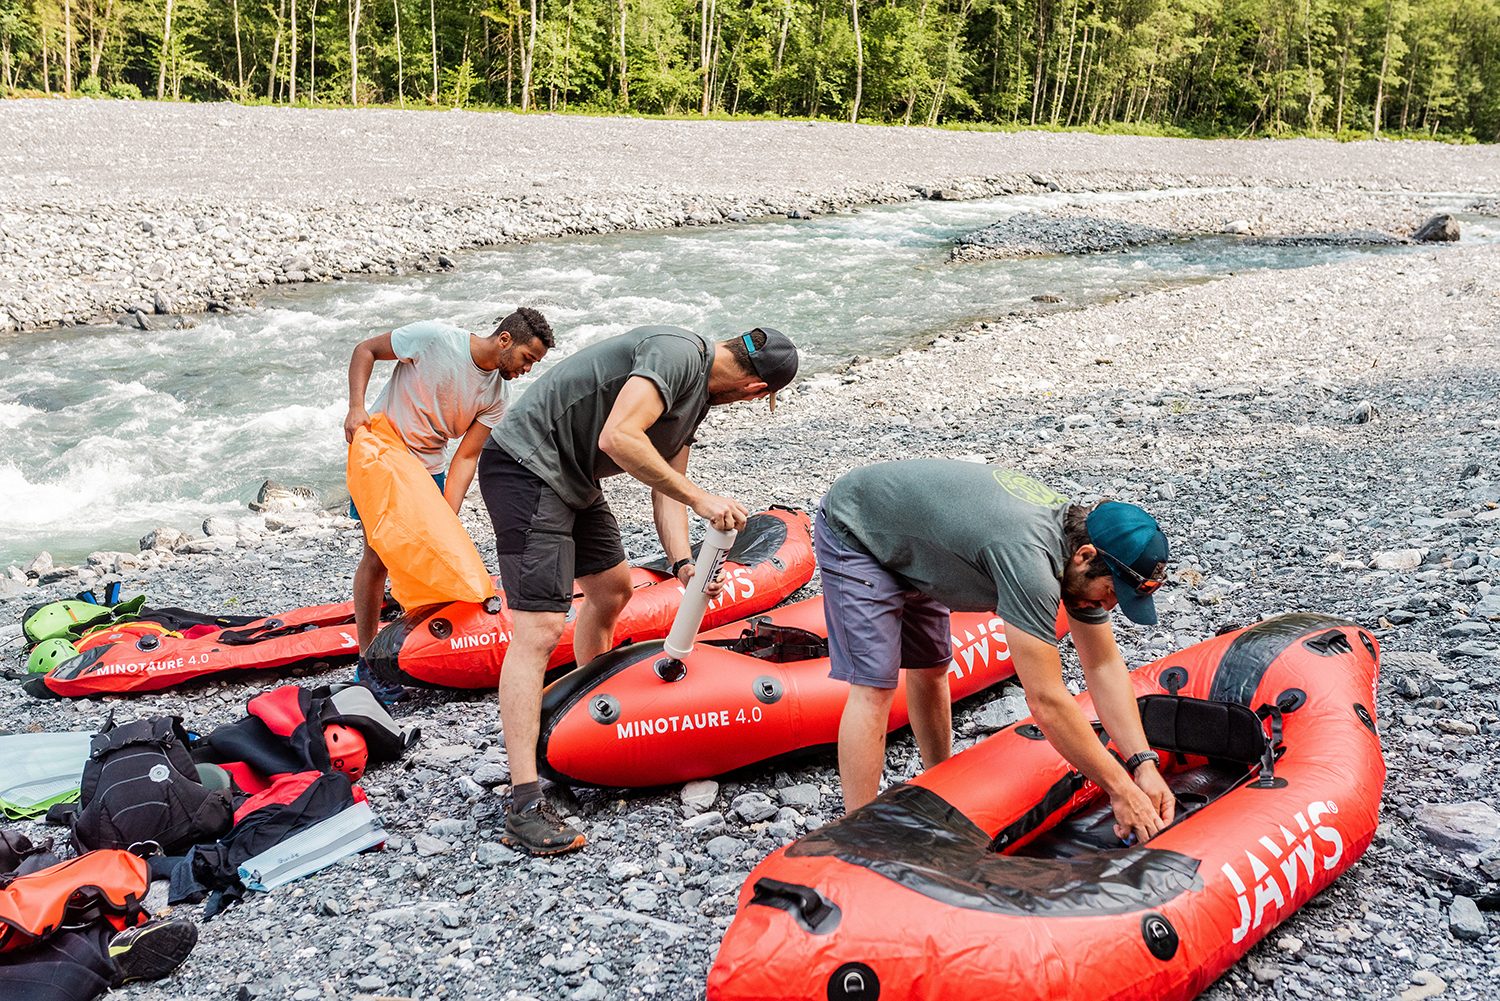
xmin=353 ymin=655 xmax=408 ymax=706
xmin=108 ymin=917 xmax=199 ymax=985
xmin=502 ymin=799 xmax=587 ymax=856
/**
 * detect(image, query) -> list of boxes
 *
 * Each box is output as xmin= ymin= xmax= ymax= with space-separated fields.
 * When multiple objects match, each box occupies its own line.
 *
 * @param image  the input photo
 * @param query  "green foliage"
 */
xmin=108 ymin=79 xmax=144 ymax=99
xmin=0 ymin=0 xmax=1494 ymax=139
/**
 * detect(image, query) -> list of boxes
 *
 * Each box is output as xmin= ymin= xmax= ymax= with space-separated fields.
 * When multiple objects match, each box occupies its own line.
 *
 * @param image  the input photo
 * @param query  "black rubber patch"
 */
xmin=750 ymin=878 xmax=842 ymax=935
xmin=827 ymin=962 xmax=879 ymax=1001
xmin=1142 ymin=913 xmax=1179 ymax=960
xmin=1160 ymin=667 xmax=1188 ymax=694
xmin=1355 ymin=703 xmax=1377 ymax=734
xmin=640 ymin=510 xmax=792 ymax=572
xmin=754 ymin=676 xmax=784 ymax=705
xmin=1276 ymin=688 xmax=1307 ymax=713
xmin=428 ymin=618 xmax=453 ymax=640
xmin=1358 ymin=632 xmax=1378 ymax=659
xmin=589 ymin=694 xmax=620 ymax=725
xmin=790 ymin=785 xmax=1202 ymax=917
xmin=1017 ymin=724 xmax=1046 ymax=741
xmin=1209 ymin=614 xmax=1351 ymax=706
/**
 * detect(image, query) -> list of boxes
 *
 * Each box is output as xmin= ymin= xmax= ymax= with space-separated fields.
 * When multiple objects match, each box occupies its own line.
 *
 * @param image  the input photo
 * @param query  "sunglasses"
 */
xmin=1099 ymin=550 xmax=1167 ymax=596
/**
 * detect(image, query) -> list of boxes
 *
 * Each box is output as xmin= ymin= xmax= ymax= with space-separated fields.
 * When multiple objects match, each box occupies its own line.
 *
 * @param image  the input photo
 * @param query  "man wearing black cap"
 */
xmin=479 ymin=324 xmax=799 ymax=854
xmin=816 ymin=460 xmax=1175 ymax=844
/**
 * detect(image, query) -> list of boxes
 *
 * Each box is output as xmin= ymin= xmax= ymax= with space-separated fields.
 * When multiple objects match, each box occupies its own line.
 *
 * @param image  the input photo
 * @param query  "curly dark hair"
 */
xmin=493 ymin=307 xmax=555 ymax=349
xmin=1062 ymin=502 xmax=1113 ymax=579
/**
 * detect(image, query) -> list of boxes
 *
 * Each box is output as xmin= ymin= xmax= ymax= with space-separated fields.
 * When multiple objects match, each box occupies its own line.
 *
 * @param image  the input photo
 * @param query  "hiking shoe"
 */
xmin=354 ymin=656 xmax=409 ymax=706
xmin=108 ymin=916 xmax=199 ymax=985
xmin=502 ymin=799 xmax=587 ymax=856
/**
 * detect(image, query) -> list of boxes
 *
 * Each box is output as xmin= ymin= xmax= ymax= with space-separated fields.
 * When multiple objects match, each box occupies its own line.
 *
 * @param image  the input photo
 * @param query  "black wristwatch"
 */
xmin=671 ymin=557 xmax=694 ymax=578
xmin=1125 ymin=750 xmax=1161 ymax=774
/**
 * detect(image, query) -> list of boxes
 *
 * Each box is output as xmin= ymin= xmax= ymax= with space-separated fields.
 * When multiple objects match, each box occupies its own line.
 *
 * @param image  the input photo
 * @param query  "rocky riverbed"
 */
xmin=2 ymin=232 xmax=1497 ymax=998
xmin=4 ymin=100 xmax=1500 ymax=330
xmin=950 ymin=188 xmax=1478 ymax=260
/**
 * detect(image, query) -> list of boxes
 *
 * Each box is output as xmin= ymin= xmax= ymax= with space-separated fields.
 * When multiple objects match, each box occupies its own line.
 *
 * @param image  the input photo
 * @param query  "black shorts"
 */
xmin=478 ymin=449 xmax=627 ymax=613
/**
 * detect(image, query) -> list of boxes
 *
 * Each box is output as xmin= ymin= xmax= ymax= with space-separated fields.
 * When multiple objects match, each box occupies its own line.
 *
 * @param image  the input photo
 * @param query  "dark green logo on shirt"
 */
xmin=993 ymin=469 xmax=1068 ymax=507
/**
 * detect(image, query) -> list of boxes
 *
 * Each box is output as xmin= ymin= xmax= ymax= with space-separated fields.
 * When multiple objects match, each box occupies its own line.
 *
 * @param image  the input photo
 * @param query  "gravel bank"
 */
xmin=951 ymin=188 xmax=1477 ymax=260
xmin=5 ymin=100 xmax=1500 ymax=329
xmin=3 ymin=240 xmax=1498 ymax=999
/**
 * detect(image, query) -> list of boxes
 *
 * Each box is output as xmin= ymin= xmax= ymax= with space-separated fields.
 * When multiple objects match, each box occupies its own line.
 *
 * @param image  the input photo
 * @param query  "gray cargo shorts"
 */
xmin=815 ymin=504 xmax=953 ymax=690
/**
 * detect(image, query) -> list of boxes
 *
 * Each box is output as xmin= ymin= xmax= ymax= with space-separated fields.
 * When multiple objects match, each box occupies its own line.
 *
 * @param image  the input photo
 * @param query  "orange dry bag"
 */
xmin=0 ymin=850 xmax=149 ymax=953
xmin=347 ymin=414 xmax=494 ymax=609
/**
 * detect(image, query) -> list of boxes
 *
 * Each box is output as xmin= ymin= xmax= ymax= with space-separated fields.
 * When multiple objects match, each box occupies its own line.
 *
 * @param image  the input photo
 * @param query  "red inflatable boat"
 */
xmin=539 ymin=596 xmax=1020 ymax=788
xmin=367 ymin=507 xmax=815 ymax=690
xmin=37 ymin=600 xmax=368 ymax=698
xmin=708 ymin=613 xmax=1384 ymax=1001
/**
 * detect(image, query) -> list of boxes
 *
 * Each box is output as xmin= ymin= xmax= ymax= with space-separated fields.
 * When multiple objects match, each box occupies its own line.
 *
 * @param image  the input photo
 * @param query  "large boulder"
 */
xmin=248 ymin=479 xmax=319 ymax=514
xmin=1413 ymin=214 xmax=1461 ymax=243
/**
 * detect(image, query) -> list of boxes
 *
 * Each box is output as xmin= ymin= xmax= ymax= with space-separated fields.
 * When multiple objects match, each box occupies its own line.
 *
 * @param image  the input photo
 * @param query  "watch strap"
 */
xmin=670 ymin=557 xmax=693 ymax=577
xmin=1125 ymin=750 xmax=1161 ymax=774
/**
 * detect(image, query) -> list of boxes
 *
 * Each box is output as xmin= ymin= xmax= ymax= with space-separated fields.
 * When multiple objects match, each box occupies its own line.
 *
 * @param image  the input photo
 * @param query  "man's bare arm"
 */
xmin=598 ymin=377 xmax=747 ymax=531
xmin=443 ymin=420 xmax=491 ymax=515
xmin=345 ymin=332 xmax=397 ymax=442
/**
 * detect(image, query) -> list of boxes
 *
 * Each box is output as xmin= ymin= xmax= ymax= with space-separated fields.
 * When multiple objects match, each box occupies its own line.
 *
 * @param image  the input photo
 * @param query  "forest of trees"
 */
xmin=2 ymin=0 xmax=1497 ymax=139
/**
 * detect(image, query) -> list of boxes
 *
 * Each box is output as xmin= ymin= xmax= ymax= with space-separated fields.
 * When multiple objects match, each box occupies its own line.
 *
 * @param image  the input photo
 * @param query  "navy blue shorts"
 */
xmin=815 ymin=504 xmax=953 ymax=690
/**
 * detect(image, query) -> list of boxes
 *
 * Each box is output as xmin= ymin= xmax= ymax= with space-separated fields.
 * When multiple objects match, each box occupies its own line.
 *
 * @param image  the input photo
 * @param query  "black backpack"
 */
xmin=69 ymin=717 xmax=233 ymax=855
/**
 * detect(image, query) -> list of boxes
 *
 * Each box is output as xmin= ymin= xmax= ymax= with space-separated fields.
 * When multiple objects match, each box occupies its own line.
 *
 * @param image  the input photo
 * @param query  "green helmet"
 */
xmin=26 ymin=638 xmax=79 ymax=675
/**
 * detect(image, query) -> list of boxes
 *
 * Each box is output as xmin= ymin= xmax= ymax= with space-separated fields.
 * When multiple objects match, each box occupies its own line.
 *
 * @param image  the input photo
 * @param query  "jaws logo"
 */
xmin=947 ymin=616 xmax=1011 ymax=680
xmin=1221 ymin=801 xmax=1345 ymax=943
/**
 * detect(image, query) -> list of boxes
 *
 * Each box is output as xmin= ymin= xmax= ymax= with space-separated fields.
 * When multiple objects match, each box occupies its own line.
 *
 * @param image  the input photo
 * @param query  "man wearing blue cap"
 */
xmin=817 ymin=460 xmax=1174 ymax=844
xmin=475 ymin=324 xmax=799 ymax=855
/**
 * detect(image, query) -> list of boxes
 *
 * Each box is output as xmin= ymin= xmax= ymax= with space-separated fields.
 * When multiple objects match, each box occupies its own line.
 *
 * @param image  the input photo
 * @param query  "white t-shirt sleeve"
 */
xmin=389 ymin=321 xmax=441 ymax=363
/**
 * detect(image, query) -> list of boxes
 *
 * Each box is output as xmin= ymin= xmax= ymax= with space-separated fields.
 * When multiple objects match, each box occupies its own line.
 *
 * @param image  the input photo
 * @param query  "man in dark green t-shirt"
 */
xmin=817 ymin=460 xmax=1175 ymax=844
xmin=481 ymin=324 xmax=799 ymax=855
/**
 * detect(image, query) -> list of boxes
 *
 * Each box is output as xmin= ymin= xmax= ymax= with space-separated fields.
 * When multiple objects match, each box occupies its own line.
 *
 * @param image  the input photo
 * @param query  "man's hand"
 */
xmin=677 ymin=563 xmax=727 ymax=600
xmin=691 ymin=492 xmax=748 ymax=532
xmin=344 ymin=406 xmax=372 ymax=443
xmin=1110 ymin=780 xmax=1169 ymax=845
xmin=1132 ymin=762 xmax=1176 ymax=828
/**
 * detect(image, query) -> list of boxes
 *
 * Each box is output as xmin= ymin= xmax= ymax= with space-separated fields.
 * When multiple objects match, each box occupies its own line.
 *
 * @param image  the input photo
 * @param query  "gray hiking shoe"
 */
xmin=502 ymin=799 xmax=587 ymax=856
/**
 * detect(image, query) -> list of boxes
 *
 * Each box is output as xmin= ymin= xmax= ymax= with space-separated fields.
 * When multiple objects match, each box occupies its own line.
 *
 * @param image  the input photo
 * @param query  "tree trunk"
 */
xmin=520 ymin=0 xmax=537 ymax=110
xmin=699 ymin=0 xmax=716 ymax=115
xmin=290 ymin=0 xmax=298 ymax=102
xmin=268 ymin=0 xmax=285 ymax=99
xmin=394 ymin=0 xmax=404 ymax=105
xmin=430 ymin=0 xmax=438 ymax=102
xmin=310 ymin=0 xmax=320 ymax=100
xmin=850 ymin=0 xmax=862 ymax=122
xmin=1029 ymin=0 xmax=1050 ymax=125
xmin=1051 ymin=0 xmax=1079 ymax=123
xmin=155 ymin=0 xmax=174 ymax=99
xmin=230 ymin=0 xmax=245 ymax=94
xmin=617 ymin=0 xmax=628 ymax=105
xmin=1399 ymin=56 xmax=1414 ymax=131
xmin=62 ymin=0 xmax=73 ymax=94
xmin=87 ymin=0 xmax=116 ymax=80
xmin=1372 ymin=0 xmax=1393 ymax=136
xmin=348 ymin=0 xmax=362 ymax=104
xmin=1066 ymin=25 xmax=1089 ymax=125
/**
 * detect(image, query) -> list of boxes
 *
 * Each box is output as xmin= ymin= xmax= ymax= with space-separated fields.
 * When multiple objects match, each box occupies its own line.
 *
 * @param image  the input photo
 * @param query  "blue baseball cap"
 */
xmin=1085 ymin=501 xmax=1169 ymax=625
xmin=740 ymin=327 xmax=799 ymax=410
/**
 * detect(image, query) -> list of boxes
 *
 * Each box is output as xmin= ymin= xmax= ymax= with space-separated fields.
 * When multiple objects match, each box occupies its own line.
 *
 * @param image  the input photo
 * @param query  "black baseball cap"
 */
xmin=740 ymin=327 xmax=799 ymax=411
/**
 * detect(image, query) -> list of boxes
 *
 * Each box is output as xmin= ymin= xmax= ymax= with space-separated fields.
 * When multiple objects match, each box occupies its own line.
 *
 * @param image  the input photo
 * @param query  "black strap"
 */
xmin=1252 ymin=704 xmax=1284 ymax=788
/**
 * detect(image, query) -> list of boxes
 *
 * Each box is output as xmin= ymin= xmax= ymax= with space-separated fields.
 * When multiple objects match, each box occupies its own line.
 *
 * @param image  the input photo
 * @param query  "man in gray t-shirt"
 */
xmin=343 ymin=309 xmax=553 ymax=697
xmin=817 ymin=460 xmax=1176 ymax=845
xmin=480 ymin=324 xmax=799 ymax=855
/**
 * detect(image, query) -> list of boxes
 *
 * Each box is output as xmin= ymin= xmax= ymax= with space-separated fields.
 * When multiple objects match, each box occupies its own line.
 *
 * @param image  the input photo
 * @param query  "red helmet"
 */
xmin=323 ymin=723 xmax=369 ymax=782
